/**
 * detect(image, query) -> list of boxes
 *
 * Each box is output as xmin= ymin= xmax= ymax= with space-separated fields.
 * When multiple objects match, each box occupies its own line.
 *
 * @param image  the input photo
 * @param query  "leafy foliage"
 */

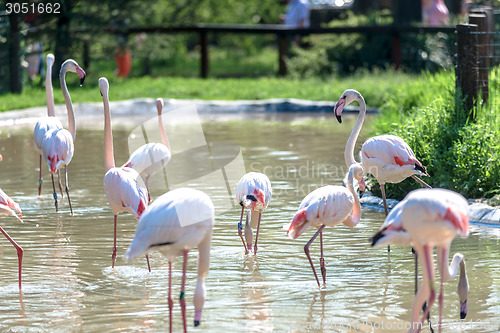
xmin=286 ymin=10 xmax=455 ymax=78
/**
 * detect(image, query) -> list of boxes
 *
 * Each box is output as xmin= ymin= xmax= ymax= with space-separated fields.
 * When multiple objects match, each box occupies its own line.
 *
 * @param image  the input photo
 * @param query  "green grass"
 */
xmin=0 ymin=62 xmax=417 ymax=111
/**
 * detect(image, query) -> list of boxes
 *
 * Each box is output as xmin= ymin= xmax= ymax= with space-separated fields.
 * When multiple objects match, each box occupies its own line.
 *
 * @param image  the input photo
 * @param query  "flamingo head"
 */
xmin=414 ymin=162 xmax=429 ymax=177
xmin=349 ymin=163 xmax=365 ymax=198
xmin=61 ymin=59 xmax=86 ymax=85
xmin=47 ymin=53 xmax=55 ymax=66
xmin=156 ymin=98 xmax=164 ymax=115
xmin=333 ymin=89 xmax=363 ymax=123
xmin=99 ymin=77 xmax=109 ymax=98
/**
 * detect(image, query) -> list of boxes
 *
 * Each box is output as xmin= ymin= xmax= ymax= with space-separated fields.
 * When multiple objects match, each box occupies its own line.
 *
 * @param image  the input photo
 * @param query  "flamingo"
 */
xmin=123 ymin=98 xmax=171 ymax=203
xmin=0 ymin=187 xmax=23 ymax=290
xmin=370 ymin=188 xmax=469 ymax=332
xmin=99 ymin=77 xmax=151 ymax=271
xmin=124 ymin=187 xmax=215 ymax=333
xmin=333 ymin=89 xmax=431 ymax=217
xmin=33 ymin=53 xmax=62 ymax=196
xmin=286 ymin=163 xmax=363 ymax=287
xmin=41 ymin=59 xmax=86 ymax=214
xmin=235 ymin=172 xmax=272 ymax=255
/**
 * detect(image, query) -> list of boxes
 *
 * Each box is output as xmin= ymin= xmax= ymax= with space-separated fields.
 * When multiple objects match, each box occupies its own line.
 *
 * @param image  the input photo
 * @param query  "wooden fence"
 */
xmin=97 ymin=23 xmax=456 ymax=78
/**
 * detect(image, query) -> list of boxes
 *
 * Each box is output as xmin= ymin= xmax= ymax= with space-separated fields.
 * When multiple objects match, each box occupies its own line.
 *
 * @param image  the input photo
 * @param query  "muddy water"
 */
xmin=0 ymin=111 xmax=498 ymax=332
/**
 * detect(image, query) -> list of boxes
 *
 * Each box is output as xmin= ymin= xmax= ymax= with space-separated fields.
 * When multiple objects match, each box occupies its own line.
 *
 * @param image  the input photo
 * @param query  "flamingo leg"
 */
xmin=168 ymin=261 xmax=173 ymax=333
xmin=237 ymin=206 xmax=248 ymax=255
xmin=145 ymin=175 xmax=151 ymax=204
xmin=0 ymin=226 xmax=23 ymax=290
xmin=411 ymin=175 xmax=432 ymax=189
xmin=112 ymin=215 xmax=117 ymax=268
xmin=64 ymin=166 xmax=73 ymax=215
xmin=418 ymin=244 xmax=436 ymax=333
xmin=145 ymin=254 xmax=151 ymax=272
xmin=180 ymin=250 xmax=188 ymax=333
xmin=38 ymin=154 xmax=43 ymax=196
xmin=51 ymin=173 xmax=58 ymax=212
xmin=438 ymin=247 xmax=447 ymax=333
xmin=304 ymin=225 xmax=326 ymax=288
xmin=57 ymin=170 xmax=64 ymax=198
xmin=320 ymin=231 xmax=326 ymax=285
xmin=380 ymin=183 xmax=390 ymax=252
xmin=253 ymin=212 xmax=262 ymax=255
xmin=414 ymin=248 xmax=434 ymax=333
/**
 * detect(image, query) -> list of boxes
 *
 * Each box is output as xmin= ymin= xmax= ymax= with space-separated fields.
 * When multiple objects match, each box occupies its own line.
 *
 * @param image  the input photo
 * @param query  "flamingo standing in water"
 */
xmin=123 ymin=98 xmax=171 ymax=203
xmin=41 ymin=59 xmax=86 ymax=214
xmin=124 ymin=187 xmax=214 ymax=333
xmin=333 ymin=89 xmax=431 ymax=216
xmin=286 ymin=164 xmax=363 ymax=287
xmin=33 ymin=54 xmax=62 ymax=196
xmin=371 ymin=188 xmax=469 ymax=332
xmin=0 ymin=187 xmax=23 ymax=290
xmin=236 ymin=172 xmax=272 ymax=255
xmin=99 ymin=77 xmax=151 ymax=271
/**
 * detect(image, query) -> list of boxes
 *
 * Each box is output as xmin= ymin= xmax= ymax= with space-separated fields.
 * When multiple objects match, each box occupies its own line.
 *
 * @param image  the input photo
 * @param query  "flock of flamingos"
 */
xmin=0 ymin=54 xmax=472 ymax=333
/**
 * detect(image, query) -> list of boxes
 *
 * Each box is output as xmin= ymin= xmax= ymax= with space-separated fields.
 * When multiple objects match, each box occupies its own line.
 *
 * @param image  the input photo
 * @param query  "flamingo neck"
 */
xmin=346 ymin=169 xmax=361 ymax=227
xmin=60 ymin=64 xmax=76 ymax=139
xmin=46 ymin=60 xmax=55 ymax=117
xmin=103 ymin=95 xmax=115 ymax=171
xmin=157 ymin=112 xmax=170 ymax=149
xmin=345 ymin=95 xmax=366 ymax=167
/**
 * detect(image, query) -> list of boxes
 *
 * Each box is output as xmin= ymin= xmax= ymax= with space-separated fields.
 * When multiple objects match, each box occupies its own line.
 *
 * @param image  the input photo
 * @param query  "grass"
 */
xmin=0 ymin=48 xmax=418 ymax=111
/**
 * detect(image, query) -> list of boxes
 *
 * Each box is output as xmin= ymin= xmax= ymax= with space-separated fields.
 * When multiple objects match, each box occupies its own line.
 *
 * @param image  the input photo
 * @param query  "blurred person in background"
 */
xmin=281 ymin=0 xmax=310 ymax=45
xmin=422 ymin=0 xmax=449 ymax=26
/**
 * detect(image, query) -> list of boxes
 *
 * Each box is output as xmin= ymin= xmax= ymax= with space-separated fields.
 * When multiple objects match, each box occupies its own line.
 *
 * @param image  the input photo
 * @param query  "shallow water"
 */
xmin=0 ymin=111 xmax=498 ymax=332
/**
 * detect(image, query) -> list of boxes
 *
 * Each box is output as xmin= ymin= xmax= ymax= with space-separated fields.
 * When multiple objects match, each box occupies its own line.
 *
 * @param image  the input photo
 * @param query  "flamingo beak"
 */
xmin=460 ymin=300 xmax=467 ymax=319
xmin=333 ymin=98 xmax=345 ymax=123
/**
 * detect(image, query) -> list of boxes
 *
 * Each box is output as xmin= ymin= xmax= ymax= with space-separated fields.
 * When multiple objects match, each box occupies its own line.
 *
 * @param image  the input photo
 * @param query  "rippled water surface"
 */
xmin=0 ymin=111 xmax=498 ymax=332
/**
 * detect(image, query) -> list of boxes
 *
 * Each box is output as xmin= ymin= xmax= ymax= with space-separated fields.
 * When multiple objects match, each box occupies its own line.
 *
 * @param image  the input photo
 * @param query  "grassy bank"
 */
xmin=0 ymin=65 xmax=416 ymax=111
xmin=371 ymin=70 xmax=500 ymax=200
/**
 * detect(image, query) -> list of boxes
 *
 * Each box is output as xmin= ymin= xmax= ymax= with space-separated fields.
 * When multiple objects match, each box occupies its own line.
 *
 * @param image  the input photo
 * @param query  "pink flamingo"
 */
xmin=334 ymin=89 xmax=431 ymax=216
xmin=371 ymin=188 xmax=469 ymax=332
xmin=123 ymin=98 xmax=171 ymax=203
xmin=286 ymin=163 xmax=363 ymax=287
xmin=41 ymin=59 xmax=86 ymax=214
xmin=124 ymin=187 xmax=214 ymax=333
xmin=33 ymin=54 xmax=62 ymax=196
xmin=236 ymin=172 xmax=272 ymax=255
xmin=0 ymin=187 xmax=23 ymax=290
xmin=99 ymin=77 xmax=151 ymax=271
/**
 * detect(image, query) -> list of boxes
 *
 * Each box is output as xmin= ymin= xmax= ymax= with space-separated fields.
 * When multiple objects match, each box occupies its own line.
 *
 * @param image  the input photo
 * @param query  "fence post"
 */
xmin=455 ymin=24 xmax=478 ymax=121
xmin=278 ymin=33 xmax=288 ymax=76
xmin=469 ymin=14 xmax=489 ymax=103
xmin=8 ymin=11 xmax=22 ymax=93
xmin=200 ymin=31 xmax=209 ymax=78
xmin=391 ymin=30 xmax=402 ymax=70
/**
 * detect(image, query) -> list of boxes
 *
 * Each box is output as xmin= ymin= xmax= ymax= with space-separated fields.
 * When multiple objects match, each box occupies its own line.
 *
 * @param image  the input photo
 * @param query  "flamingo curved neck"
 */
xmin=345 ymin=95 xmax=366 ymax=167
xmin=103 ymin=96 xmax=115 ymax=171
xmin=46 ymin=61 xmax=55 ymax=117
xmin=60 ymin=65 xmax=76 ymax=139
xmin=346 ymin=172 xmax=361 ymax=226
xmin=157 ymin=113 xmax=169 ymax=148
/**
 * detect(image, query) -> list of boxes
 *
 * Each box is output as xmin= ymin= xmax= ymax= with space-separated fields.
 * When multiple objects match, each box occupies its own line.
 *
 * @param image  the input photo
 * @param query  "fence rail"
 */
xmin=75 ymin=23 xmax=456 ymax=78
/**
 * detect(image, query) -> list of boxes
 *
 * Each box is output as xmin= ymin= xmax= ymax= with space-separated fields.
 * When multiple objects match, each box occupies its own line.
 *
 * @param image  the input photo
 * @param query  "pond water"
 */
xmin=0 ymin=109 xmax=498 ymax=332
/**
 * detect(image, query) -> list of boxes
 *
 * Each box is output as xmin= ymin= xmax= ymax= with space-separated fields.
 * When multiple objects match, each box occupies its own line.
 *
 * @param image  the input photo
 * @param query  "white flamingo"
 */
xmin=99 ymin=77 xmax=151 ymax=271
xmin=371 ymin=188 xmax=469 ymax=332
xmin=333 ymin=89 xmax=431 ymax=216
xmin=123 ymin=98 xmax=171 ymax=202
xmin=235 ymin=172 xmax=272 ymax=255
xmin=41 ymin=59 xmax=86 ymax=214
xmin=0 ymin=187 xmax=23 ymax=289
xmin=124 ymin=187 xmax=215 ymax=333
xmin=286 ymin=163 xmax=363 ymax=287
xmin=33 ymin=54 xmax=62 ymax=196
